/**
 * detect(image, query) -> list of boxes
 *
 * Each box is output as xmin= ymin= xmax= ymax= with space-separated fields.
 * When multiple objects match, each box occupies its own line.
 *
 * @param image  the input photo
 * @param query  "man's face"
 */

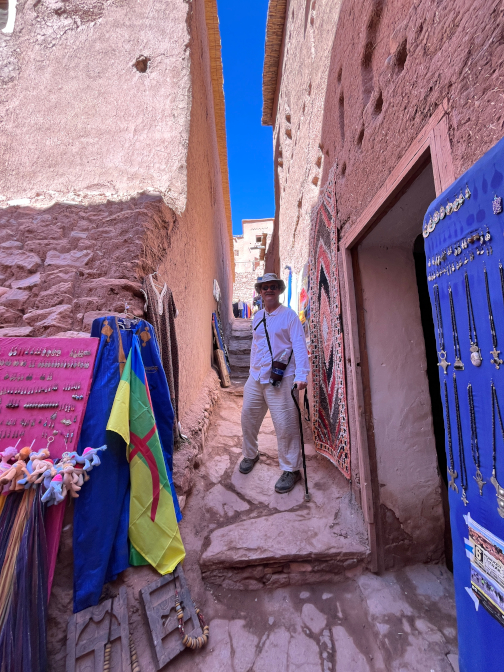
xmin=260 ymin=282 xmax=281 ymax=304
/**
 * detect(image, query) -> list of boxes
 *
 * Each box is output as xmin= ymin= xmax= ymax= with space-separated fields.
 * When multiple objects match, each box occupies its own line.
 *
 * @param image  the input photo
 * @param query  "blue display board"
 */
xmin=425 ymin=136 xmax=504 ymax=672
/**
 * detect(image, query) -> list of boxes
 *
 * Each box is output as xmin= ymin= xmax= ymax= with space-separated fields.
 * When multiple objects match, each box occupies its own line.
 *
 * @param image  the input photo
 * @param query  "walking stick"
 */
xmin=291 ymin=384 xmax=311 ymax=502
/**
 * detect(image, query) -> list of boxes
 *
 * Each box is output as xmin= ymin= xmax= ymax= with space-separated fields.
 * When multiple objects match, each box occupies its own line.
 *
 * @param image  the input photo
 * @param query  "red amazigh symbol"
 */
xmin=129 ymin=426 xmax=160 ymax=521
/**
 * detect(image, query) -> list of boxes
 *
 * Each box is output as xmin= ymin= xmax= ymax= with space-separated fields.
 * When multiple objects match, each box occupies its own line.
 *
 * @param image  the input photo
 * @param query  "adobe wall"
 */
xmin=270 ymin=0 xmax=503 ymax=565
xmin=319 ymin=0 xmax=504 ymax=230
xmin=0 ymin=0 xmax=233 ymax=422
xmin=154 ymin=0 xmax=233 ymax=418
xmin=270 ymin=0 xmax=344 ymax=285
xmin=0 ymin=0 xmax=191 ymax=213
xmin=233 ymin=271 xmax=259 ymax=303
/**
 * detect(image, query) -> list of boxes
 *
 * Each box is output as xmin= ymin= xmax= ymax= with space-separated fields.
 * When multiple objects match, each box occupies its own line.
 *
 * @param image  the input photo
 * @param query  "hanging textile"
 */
xmin=73 ymin=316 xmax=180 ymax=613
xmin=143 ymin=275 xmax=180 ymax=435
xmin=424 ymin=136 xmax=504 ymax=671
xmin=0 ymin=487 xmax=48 ymax=672
xmin=107 ymin=339 xmax=185 ymax=573
xmin=299 ymin=262 xmax=310 ymax=345
xmin=308 ymin=165 xmax=350 ymax=478
xmin=287 ymin=266 xmax=292 ymax=308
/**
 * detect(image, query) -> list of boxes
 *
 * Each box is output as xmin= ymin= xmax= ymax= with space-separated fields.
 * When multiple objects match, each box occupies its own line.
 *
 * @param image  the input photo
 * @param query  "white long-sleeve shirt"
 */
xmin=250 ymin=305 xmax=310 ymax=384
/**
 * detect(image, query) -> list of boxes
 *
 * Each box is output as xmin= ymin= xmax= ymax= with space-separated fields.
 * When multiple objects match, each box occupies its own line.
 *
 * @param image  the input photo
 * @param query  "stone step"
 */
xmin=229 ymin=338 xmax=251 ymax=355
xmin=231 ymin=332 xmax=253 ymax=342
xmin=199 ymin=454 xmax=371 ymax=590
xmin=231 ymin=320 xmax=253 ymax=337
xmin=200 ymin=508 xmax=370 ymax=589
xmin=229 ymin=353 xmax=250 ymax=368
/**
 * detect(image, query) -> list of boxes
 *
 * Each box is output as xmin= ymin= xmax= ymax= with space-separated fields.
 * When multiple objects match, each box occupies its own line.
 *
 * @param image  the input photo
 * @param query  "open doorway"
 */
xmin=354 ymin=160 xmax=451 ymax=571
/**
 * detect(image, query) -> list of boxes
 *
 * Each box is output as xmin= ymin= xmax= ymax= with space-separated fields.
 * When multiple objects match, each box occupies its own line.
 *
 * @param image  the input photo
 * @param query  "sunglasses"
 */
xmin=260 ymin=284 xmax=279 ymax=291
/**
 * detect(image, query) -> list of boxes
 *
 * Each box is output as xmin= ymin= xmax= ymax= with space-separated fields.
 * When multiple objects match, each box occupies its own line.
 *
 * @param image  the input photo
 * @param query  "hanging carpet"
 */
xmin=308 ymin=165 xmax=350 ymax=479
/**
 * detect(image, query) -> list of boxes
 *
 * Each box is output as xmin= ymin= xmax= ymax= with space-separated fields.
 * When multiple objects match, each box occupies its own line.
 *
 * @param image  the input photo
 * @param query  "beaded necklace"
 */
xmin=443 ymin=378 xmax=458 ymax=492
xmin=448 ymin=285 xmax=464 ymax=370
xmin=467 ymin=382 xmax=486 ymax=495
xmin=491 ymin=381 xmax=504 ymax=518
xmin=484 ymin=266 xmax=503 ymax=369
xmin=453 ymin=372 xmax=468 ymax=505
xmin=433 ymin=284 xmax=450 ymax=374
xmin=464 ymin=272 xmax=482 ymax=366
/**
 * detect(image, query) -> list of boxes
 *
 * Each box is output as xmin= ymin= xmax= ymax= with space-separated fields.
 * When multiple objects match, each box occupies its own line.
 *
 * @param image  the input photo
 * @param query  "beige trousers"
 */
xmin=241 ymin=374 xmax=302 ymax=472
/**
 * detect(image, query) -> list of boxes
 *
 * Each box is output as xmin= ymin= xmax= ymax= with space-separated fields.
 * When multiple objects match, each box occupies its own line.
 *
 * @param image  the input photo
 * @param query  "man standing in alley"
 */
xmin=240 ymin=272 xmax=310 ymax=493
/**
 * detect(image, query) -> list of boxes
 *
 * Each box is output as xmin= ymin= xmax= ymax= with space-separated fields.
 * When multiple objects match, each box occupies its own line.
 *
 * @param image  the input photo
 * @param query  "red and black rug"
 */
xmin=308 ymin=165 xmax=350 ymax=479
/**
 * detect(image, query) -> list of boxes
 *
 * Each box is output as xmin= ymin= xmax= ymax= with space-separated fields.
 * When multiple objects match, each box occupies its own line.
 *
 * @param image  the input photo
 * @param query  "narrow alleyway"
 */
xmin=130 ymin=341 xmax=460 ymax=672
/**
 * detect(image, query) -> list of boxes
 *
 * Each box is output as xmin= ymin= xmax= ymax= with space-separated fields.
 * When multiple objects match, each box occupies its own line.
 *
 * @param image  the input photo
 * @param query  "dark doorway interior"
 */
xmin=413 ymin=234 xmax=453 ymax=570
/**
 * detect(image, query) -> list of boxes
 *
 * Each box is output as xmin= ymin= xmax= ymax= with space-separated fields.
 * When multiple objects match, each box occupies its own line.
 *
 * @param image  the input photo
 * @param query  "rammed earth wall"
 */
xmin=270 ymin=0 xmax=504 ymax=277
xmin=0 ymin=0 xmax=233 ymax=422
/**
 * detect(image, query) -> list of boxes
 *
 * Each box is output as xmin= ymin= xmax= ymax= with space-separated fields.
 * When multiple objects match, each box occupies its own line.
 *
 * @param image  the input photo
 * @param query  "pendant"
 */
xmin=437 ymin=351 xmax=450 ymax=374
xmin=474 ymin=468 xmax=486 ymax=495
xmin=470 ymin=344 xmax=482 ymax=367
xmin=461 ymin=488 xmax=469 ymax=506
xmin=448 ymin=467 xmax=458 ymax=492
xmin=454 ymin=358 xmax=465 ymax=371
xmin=493 ymin=195 xmax=503 ymax=215
xmin=491 ymin=471 xmax=504 ymax=518
xmin=490 ymin=348 xmax=503 ymax=370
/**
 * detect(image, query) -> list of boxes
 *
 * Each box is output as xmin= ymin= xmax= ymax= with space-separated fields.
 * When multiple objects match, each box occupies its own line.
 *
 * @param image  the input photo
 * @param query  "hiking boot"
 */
xmin=239 ymin=454 xmax=259 ymax=474
xmin=275 ymin=470 xmax=301 ymax=494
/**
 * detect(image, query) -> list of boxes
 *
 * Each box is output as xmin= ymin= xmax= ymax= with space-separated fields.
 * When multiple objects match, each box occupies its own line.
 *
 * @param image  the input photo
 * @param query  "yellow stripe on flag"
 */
xmin=106 ymin=379 xmax=131 ymax=445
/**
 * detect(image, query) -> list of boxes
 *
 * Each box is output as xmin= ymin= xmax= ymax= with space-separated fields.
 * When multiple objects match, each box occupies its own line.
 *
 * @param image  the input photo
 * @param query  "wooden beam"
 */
xmin=341 ymin=245 xmax=378 ymax=572
xmin=430 ymin=114 xmax=455 ymax=196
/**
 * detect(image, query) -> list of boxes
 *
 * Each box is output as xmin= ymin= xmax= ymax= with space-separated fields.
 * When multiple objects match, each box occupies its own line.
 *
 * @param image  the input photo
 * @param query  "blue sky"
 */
xmin=218 ymin=0 xmax=274 ymax=236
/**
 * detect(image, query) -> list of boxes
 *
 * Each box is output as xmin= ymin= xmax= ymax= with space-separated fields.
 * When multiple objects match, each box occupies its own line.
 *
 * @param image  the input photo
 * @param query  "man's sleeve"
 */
xmin=290 ymin=313 xmax=310 ymax=382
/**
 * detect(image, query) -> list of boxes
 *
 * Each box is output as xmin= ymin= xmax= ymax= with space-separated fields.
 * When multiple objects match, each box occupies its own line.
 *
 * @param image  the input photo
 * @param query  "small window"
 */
xmin=234 ymin=249 xmax=239 ymax=257
xmin=256 ymin=235 xmax=262 ymax=243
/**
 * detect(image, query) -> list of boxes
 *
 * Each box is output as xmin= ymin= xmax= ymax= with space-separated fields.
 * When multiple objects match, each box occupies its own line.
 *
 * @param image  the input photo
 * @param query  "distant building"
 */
xmin=233 ymin=218 xmax=273 ymax=303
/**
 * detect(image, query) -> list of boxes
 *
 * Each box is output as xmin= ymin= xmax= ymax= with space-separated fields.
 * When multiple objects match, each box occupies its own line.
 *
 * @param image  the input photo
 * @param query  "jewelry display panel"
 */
xmin=0 ymin=337 xmax=99 ymax=458
xmin=424 ymin=135 xmax=504 ymax=657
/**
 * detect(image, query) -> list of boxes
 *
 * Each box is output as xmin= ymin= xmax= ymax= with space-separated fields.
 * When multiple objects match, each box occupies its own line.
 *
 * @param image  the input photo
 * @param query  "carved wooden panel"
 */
xmin=140 ymin=564 xmax=203 ymax=669
xmin=66 ymin=586 xmax=131 ymax=672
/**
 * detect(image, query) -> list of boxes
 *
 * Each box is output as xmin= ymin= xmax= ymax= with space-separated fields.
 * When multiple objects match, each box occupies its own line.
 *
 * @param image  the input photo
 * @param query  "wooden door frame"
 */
xmin=340 ymin=101 xmax=455 ymax=571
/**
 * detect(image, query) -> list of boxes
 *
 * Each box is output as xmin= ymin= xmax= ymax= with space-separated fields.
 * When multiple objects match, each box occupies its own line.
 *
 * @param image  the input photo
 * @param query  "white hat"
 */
xmin=254 ymin=272 xmax=286 ymax=293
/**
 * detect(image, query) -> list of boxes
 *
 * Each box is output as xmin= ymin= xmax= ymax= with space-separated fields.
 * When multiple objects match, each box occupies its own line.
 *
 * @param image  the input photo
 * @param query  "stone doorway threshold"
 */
xmin=129 ymin=380 xmax=459 ymax=671
xmin=198 ymin=385 xmax=370 ymax=588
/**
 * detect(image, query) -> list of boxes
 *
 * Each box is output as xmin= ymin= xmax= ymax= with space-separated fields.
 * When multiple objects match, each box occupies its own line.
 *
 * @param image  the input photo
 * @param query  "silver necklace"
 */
xmin=464 ymin=272 xmax=482 ymax=366
xmin=433 ymin=284 xmax=450 ymax=373
xmin=484 ymin=266 xmax=503 ymax=369
xmin=491 ymin=381 xmax=504 ymax=517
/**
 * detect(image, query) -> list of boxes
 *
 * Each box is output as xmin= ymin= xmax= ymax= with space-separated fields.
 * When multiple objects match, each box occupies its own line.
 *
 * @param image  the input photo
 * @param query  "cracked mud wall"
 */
xmin=269 ymin=0 xmax=343 ymax=282
xmin=0 ymin=0 xmax=192 ymax=212
xmin=0 ymin=0 xmax=233 ymax=419
xmin=319 ymin=0 xmax=504 ymax=231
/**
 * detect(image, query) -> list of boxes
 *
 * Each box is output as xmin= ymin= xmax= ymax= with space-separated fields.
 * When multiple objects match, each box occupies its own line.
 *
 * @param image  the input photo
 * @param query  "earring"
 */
xmin=493 ymin=194 xmax=503 ymax=215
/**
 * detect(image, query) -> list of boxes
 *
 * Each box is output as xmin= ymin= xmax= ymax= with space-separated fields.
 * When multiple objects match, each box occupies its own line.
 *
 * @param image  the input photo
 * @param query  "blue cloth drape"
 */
xmin=73 ymin=316 xmax=180 ymax=613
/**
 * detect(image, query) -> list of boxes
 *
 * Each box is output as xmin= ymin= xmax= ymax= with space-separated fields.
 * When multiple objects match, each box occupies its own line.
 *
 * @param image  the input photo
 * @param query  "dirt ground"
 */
xmin=51 ymin=379 xmax=459 ymax=672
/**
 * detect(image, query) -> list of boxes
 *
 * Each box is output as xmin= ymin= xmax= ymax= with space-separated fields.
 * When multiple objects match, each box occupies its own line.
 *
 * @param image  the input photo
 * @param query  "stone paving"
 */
xmin=130 ymin=381 xmax=460 ymax=672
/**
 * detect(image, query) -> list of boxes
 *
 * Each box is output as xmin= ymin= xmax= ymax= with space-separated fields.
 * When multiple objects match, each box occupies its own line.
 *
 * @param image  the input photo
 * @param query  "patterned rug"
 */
xmin=308 ymin=165 xmax=350 ymax=479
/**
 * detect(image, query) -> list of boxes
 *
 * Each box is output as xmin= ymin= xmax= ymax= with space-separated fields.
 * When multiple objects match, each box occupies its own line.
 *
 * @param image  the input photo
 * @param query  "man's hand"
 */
xmin=295 ymin=381 xmax=307 ymax=391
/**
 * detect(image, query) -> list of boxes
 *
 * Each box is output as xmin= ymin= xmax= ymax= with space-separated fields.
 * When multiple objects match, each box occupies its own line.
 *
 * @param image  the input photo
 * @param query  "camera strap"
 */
xmin=254 ymin=311 xmax=293 ymax=367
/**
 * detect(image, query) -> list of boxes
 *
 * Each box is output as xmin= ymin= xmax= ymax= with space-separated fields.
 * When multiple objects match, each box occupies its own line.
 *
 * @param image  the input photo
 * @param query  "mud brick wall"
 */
xmin=319 ymin=0 xmax=504 ymax=235
xmin=0 ymin=196 xmax=158 ymax=337
xmin=233 ymin=271 xmax=260 ymax=303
